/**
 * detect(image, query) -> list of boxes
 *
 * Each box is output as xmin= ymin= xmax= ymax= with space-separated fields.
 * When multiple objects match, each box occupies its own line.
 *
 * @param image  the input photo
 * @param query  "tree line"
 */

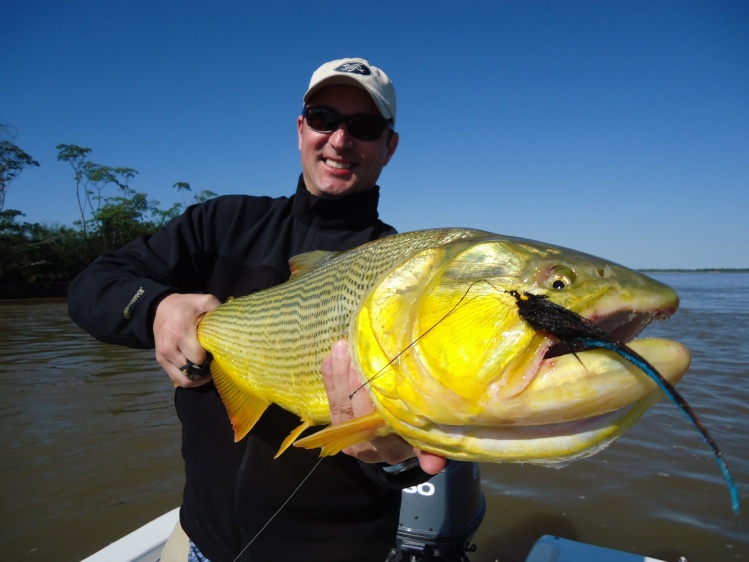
xmin=1 ymin=125 xmax=215 ymax=299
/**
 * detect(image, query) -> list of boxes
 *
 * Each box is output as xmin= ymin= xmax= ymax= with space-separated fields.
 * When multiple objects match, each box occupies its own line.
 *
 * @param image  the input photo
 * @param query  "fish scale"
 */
xmin=198 ymin=228 xmax=480 ymax=425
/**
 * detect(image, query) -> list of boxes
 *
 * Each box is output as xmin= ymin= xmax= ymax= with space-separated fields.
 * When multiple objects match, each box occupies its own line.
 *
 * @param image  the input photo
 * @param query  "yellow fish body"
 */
xmin=197 ymin=228 xmax=690 ymax=465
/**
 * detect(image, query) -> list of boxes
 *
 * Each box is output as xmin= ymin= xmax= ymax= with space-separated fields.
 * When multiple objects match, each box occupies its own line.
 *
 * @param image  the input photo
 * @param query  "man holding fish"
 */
xmin=69 ymin=59 xmax=444 ymax=562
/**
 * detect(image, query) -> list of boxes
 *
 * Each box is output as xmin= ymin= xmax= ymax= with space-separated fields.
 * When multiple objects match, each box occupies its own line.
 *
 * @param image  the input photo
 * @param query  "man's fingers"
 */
xmin=415 ymin=449 xmax=447 ymax=475
xmin=153 ymin=293 xmax=220 ymax=388
xmin=328 ymin=341 xmax=360 ymax=421
xmin=322 ymin=339 xmax=448 ymax=471
xmin=322 ymin=351 xmax=352 ymax=424
xmin=163 ymin=359 xmax=213 ymax=388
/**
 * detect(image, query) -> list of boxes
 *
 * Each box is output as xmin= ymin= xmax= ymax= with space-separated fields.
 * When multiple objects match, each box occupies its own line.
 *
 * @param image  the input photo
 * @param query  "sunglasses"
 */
xmin=302 ymin=106 xmax=392 ymax=141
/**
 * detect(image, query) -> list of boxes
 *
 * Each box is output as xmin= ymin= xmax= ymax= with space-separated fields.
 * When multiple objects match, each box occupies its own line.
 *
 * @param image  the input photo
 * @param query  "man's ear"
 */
xmin=296 ymin=115 xmax=304 ymax=151
xmin=383 ymin=131 xmax=399 ymax=166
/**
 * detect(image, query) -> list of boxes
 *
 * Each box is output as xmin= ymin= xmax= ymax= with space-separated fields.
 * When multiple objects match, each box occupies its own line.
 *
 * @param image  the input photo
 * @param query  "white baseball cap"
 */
xmin=303 ymin=58 xmax=397 ymax=123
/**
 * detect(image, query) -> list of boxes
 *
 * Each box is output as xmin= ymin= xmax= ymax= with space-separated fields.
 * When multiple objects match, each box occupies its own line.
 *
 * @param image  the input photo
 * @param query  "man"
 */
xmin=68 ymin=58 xmax=445 ymax=562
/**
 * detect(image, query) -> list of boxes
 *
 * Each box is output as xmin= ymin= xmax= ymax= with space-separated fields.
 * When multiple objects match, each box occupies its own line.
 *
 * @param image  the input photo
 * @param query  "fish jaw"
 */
xmin=478 ymin=338 xmax=691 ymax=425
xmin=373 ymin=339 xmax=690 ymax=464
xmin=388 ymin=395 xmax=661 ymax=466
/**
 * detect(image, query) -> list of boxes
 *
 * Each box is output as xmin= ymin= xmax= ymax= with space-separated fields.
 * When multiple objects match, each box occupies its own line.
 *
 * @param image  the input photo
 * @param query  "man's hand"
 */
xmin=153 ymin=293 xmax=221 ymax=388
xmin=322 ymin=340 xmax=446 ymax=475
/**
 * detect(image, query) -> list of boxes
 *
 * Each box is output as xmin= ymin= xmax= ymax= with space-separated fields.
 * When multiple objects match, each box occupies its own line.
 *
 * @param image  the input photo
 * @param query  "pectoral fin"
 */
xmin=293 ymin=411 xmax=390 ymax=456
xmin=210 ymin=359 xmax=270 ymax=442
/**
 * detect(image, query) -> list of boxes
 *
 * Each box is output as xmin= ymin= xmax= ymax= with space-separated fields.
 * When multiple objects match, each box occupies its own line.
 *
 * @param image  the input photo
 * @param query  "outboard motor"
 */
xmin=388 ymin=461 xmax=486 ymax=562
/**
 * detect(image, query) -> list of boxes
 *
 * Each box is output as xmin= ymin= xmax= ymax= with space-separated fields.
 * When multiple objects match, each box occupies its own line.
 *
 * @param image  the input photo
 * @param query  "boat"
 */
xmin=82 ymin=461 xmax=674 ymax=562
xmin=81 ymin=507 xmax=179 ymax=562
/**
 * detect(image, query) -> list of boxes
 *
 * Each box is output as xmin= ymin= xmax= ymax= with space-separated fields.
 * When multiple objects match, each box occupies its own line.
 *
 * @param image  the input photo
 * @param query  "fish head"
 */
xmin=516 ymin=240 xmax=679 ymax=337
xmin=350 ymin=232 xmax=690 ymax=465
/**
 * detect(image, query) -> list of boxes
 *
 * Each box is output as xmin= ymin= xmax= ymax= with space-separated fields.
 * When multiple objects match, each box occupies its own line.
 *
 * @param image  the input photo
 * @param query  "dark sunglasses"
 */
xmin=302 ymin=106 xmax=392 ymax=141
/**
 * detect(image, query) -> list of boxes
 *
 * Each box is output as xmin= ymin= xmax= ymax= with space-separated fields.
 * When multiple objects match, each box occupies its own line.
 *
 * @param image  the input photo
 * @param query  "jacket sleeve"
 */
xmin=67 ymin=200 xmax=220 ymax=349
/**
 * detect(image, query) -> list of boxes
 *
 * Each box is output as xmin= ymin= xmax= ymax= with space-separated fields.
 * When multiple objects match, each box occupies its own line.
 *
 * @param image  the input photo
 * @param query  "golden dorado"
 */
xmin=197 ymin=228 xmax=691 ymax=466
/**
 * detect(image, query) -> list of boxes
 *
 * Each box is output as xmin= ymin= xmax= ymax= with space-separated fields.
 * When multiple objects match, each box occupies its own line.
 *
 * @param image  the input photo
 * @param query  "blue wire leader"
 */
xmin=508 ymin=289 xmax=740 ymax=516
xmin=575 ymin=337 xmax=740 ymax=516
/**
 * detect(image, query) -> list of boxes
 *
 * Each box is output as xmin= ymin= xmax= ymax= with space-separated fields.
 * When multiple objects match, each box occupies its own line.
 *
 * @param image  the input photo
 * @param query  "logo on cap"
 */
xmin=334 ymin=62 xmax=372 ymax=76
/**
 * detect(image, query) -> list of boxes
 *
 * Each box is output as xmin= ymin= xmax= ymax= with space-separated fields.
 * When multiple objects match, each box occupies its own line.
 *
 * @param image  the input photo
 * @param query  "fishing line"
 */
xmin=244 ymin=281 xmax=489 ymax=557
xmin=509 ymin=289 xmax=740 ymax=515
xmin=231 ymin=282 xmax=491 ymax=559
xmin=349 ymin=279 xmax=504 ymax=400
xmin=231 ymin=457 xmax=324 ymax=562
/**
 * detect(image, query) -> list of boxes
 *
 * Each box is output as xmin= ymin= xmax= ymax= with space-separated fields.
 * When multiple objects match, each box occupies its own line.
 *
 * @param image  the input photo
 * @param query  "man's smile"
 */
xmin=323 ymin=157 xmax=354 ymax=171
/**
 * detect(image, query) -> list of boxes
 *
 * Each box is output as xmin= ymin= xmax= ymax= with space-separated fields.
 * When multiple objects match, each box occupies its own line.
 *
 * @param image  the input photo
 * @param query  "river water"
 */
xmin=1 ymin=273 xmax=747 ymax=561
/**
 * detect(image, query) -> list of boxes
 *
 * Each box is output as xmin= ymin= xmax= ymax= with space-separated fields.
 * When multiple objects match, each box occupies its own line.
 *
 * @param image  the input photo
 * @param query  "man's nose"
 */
xmin=328 ymin=124 xmax=354 ymax=149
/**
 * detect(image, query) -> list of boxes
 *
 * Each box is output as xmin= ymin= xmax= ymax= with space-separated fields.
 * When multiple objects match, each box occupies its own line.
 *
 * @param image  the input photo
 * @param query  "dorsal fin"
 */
xmin=289 ymin=250 xmax=337 ymax=278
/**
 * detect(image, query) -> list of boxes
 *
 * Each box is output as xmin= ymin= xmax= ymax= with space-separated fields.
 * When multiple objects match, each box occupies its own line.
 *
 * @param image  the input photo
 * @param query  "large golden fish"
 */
xmin=196 ymin=228 xmax=690 ymax=466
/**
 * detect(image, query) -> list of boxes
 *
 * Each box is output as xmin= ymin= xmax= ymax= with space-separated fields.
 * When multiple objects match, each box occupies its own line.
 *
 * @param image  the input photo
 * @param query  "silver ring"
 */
xmin=179 ymin=357 xmax=211 ymax=380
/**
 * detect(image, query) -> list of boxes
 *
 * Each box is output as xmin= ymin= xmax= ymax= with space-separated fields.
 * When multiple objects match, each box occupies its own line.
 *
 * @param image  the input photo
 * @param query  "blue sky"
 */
xmin=3 ymin=1 xmax=748 ymax=269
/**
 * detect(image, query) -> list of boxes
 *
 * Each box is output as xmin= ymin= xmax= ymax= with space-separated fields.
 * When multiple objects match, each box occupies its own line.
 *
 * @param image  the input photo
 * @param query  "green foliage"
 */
xmin=0 ymin=209 xmax=87 ymax=297
xmin=56 ymin=143 xmax=142 ymax=238
xmin=0 ymin=124 xmax=40 ymax=211
xmin=2 ymin=144 xmax=217 ymax=298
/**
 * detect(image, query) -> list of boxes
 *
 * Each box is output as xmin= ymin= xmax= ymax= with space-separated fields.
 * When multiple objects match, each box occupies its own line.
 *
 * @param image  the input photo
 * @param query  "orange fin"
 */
xmin=275 ymin=419 xmax=312 ymax=459
xmin=289 ymin=250 xmax=336 ymax=278
xmin=293 ymin=411 xmax=389 ymax=456
xmin=210 ymin=359 xmax=270 ymax=442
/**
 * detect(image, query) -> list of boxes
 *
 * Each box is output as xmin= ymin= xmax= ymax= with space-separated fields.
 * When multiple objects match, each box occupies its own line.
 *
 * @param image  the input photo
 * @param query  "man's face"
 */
xmin=297 ymin=84 xmax=399 ymax=197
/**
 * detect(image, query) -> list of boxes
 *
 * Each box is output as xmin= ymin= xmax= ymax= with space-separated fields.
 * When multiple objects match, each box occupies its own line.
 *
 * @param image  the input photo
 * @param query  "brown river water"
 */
xmin=1 ymin=273 xmax=747 ymax=561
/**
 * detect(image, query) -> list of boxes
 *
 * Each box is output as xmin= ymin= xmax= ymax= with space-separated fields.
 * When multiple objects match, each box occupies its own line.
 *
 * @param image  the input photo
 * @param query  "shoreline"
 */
xmin=640 ymin=269 xmax=749 ymax=273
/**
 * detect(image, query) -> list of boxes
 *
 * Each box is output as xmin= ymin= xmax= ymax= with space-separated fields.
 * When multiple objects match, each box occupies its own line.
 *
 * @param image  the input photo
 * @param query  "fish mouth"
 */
xmin=544 ymin=308 xmax=674 ymax=359
xmin=405 ymin=336 xmax=691 ymax=465
xmin=473 ymin=295 xmax=691 ymax=430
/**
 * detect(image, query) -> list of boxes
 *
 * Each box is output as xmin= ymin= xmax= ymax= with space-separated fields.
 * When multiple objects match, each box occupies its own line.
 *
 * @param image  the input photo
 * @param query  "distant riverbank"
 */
xmin=3 ymin=269 xmax=748 ymax=301
xmin=640 ymin=268 xmax=749 ymax=273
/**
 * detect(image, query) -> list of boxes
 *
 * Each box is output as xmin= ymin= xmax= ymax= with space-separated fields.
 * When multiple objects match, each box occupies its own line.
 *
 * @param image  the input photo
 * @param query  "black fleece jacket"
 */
xmin=68 ymin=177 xmax=431 ymax=562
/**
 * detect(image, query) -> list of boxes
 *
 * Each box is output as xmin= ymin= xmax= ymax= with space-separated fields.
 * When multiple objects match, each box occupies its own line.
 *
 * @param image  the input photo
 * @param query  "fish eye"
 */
xmin=546 ymin=266 xmax=575 ymax=290
xmin=552 ymin=278 xmax=567 ymax=290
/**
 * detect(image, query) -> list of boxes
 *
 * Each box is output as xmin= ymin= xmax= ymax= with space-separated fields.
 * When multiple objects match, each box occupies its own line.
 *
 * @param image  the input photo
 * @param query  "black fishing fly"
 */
xmin=508 ymin=289 xmax=740 ymax=516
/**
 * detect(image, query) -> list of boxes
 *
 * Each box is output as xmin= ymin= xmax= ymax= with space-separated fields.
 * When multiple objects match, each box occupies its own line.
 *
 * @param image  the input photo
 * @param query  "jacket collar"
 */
xmin=292 ymin=175 xmax=383 ymax=228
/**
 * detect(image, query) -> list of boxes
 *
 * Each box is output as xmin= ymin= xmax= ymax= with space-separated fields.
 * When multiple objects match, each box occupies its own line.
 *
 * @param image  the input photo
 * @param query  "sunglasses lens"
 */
xmin=305 ymin=108 xmax=340 ymax=133
xmin=347 ymin=116 xmax=387 ymax=141
xmin=304 ymin=108 xmax=388 ymax=141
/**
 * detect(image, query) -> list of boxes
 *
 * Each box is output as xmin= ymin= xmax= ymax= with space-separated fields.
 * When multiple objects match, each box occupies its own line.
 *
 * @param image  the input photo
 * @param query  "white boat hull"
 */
xmin=81 ymin=508 xmax=670 ymax=562
xmin=81 ymin=508 xmax=179 ymax=562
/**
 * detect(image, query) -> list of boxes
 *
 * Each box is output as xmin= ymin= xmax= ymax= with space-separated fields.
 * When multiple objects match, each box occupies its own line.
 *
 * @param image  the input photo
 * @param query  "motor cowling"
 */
xmin=388 ymin=461 xmax=486 ymax=562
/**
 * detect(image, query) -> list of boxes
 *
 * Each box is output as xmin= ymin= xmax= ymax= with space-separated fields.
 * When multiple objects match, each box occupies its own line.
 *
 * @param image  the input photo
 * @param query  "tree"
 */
xmin=1 ymin=141 xmax=222 ymax=297
xmin=147 ymin=181 xmax=217 ymax=225
xmin=56 ymin=144 xmax=138 ymax=238
xmin=0 ymin=208 xmax=83 ymax=297
xmin=0 ymin=123 xmax=40 ymax=211
xmin=173 ymin=180 xmax=219 ymax=206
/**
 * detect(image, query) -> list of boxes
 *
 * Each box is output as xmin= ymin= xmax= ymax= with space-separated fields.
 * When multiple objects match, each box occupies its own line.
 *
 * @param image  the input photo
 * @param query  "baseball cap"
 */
xmin=303 ymin=58 xmax=397 ymax=123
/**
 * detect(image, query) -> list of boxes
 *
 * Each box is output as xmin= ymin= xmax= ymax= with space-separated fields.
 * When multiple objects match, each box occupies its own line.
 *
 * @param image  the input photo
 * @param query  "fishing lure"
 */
xmin=508 ymin=289 xmax=740 ymax=515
